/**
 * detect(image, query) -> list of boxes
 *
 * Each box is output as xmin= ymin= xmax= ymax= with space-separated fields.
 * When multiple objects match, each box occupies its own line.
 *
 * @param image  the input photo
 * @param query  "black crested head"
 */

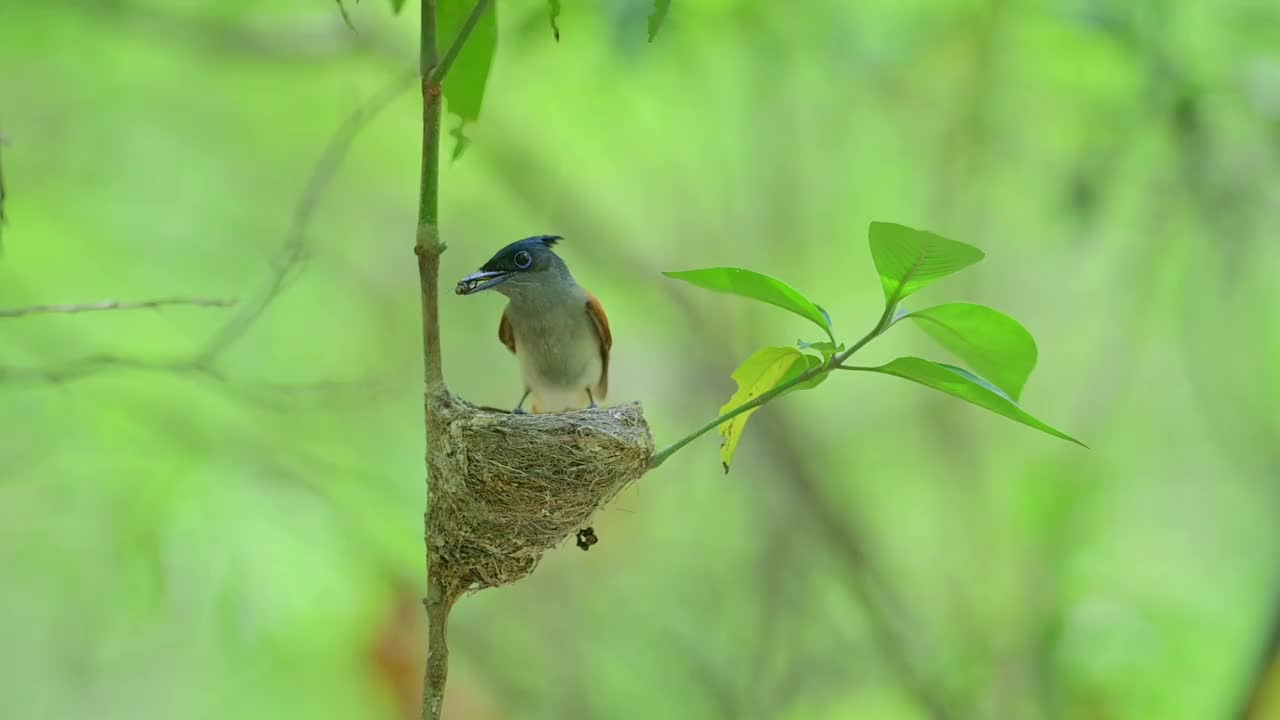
xmin=456 ymin=235 xmax=568 ymax=295
xmin=478 ymin=235 xmax=564 ymax=272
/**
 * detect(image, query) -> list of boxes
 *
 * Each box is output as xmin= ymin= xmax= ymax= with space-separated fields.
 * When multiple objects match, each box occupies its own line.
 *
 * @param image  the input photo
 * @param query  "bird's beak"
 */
xmin=456 ymin=270 xmax=513 ymax=295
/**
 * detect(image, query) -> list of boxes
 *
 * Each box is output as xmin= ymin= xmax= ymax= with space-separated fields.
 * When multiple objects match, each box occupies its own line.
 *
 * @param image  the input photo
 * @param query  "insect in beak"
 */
xmin=456 ymin=270 xmax=513 ymax=295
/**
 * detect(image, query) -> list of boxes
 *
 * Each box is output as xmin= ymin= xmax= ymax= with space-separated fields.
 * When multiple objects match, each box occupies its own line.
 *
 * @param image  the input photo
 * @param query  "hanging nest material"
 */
xmin=425 ymin=390 xmax=654 ymax=597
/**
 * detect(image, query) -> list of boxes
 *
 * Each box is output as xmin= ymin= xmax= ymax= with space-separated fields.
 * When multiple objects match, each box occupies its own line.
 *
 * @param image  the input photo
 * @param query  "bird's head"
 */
xmin=455 ymin=235 xmax=569 ymax=297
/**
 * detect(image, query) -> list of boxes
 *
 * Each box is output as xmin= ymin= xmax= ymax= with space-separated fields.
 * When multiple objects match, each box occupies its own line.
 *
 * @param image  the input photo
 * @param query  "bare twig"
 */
xmin=0 ymin=297 xmax=234 ymax=319
xmin=0 ymin=354 xmax=210 ymax=384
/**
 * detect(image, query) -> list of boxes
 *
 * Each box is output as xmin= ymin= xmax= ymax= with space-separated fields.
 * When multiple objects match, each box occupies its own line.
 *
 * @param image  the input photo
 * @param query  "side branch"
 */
xmin=0 ymin=297 xmax=234 ymax=319
xmin=648 ymin=303 xmax=898 ymax=468
xmin=428 ymin=0 xmax=494 ymax=85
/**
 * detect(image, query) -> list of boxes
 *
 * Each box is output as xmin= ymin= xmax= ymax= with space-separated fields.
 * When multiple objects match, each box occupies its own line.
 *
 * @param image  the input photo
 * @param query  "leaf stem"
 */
xmin=648 ymin=301 xmax=901 ymax=468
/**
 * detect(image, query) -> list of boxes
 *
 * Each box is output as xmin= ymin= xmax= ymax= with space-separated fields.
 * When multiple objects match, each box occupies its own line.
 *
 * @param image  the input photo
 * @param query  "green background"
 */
xmin=2 ymin=0 xmax=1279 ymax=718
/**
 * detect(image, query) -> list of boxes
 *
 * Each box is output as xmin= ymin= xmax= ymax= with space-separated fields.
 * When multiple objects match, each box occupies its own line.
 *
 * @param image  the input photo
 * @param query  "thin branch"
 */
xmin=72 ymin=0 xmax=413 ymax=66
xmin=0 ymin=297 xmax=235 ymax=319
xmin=0 ymin=354 xmax=210 ymax=384
xmin=428 ymin=0 xmax=494 ymax=85
xmin=199 ymin=72 xmax=415 ymax=363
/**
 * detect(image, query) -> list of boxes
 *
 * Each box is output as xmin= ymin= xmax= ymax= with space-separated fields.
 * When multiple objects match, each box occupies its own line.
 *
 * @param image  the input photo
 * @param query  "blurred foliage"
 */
xmin=2 ymin=0 xmax=1279 ymax=719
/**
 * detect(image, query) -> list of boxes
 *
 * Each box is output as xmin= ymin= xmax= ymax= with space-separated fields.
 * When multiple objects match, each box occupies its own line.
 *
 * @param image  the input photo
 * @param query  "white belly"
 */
xmin=509 ymin=303 xmax=603 ymax=413
xmin=519 ymin=332 xmax=602 ymax=412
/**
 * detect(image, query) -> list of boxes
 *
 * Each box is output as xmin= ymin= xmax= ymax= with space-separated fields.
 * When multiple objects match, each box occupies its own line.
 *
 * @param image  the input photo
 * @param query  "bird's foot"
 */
xmin=513 ymin=390 xmax=530 ymax=414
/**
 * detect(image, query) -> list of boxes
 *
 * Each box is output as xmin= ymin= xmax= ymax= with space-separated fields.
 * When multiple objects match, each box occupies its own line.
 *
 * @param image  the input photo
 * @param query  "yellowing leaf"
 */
xmin=719 ymin=347 xmax=807 ymax=471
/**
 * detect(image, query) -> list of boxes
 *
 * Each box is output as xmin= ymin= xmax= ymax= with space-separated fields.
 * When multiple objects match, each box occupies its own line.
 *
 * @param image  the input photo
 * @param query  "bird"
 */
xmin=455 ymin=235 xmax=611 ymax=414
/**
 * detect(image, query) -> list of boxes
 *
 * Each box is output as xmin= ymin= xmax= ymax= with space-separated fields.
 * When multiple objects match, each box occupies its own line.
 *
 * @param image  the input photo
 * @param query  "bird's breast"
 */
xmin=508 ymin=302 xmax=602 ymax=394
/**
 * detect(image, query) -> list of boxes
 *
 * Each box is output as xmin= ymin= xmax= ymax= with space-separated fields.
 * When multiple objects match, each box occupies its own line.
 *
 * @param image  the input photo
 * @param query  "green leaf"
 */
xmin=390 ymin=0 xmax=407 ymax=14
xmin=719 ymin=347 xmax=808 ymax=471
xmin=869 ymin=222 xmax=985 ymax=306
xmin=855 ymin=357 xmax=1084 ymax=446
xmin=439 ymin=0 xmax=498 ymax=157
xmin=648 ymin=0 xmax=671 ymax=41
xmin=905 ymin=302 xmax=1037 ymax=401
xmin=664 ymin=267 xmax=834 ymax=341
xmin=547 ymin=0 xmax=562 ymax=41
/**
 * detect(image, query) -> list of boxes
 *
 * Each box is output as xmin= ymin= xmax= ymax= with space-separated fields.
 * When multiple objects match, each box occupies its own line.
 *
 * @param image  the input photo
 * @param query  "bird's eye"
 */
xmin=513 ymin=250 xmax=533 ymax=269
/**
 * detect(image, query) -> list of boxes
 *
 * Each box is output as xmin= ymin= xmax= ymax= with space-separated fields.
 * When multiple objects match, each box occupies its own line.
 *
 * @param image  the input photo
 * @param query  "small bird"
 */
xmin=456 ymin=235 xmax=611 ymax=414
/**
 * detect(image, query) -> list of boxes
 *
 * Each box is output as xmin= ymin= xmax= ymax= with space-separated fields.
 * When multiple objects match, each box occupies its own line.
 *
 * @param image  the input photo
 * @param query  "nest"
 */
xmin=425 ymin=390 xmax=654 ymax=596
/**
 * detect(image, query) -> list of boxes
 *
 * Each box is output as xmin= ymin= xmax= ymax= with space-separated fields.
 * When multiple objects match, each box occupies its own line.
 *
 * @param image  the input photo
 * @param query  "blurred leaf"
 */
xmin=336 ymin=0 xmax=356 ymax=31
xmin=547 ymin=0 xmax=561 ymax=41
xmin=664 ymin=267 xmax=834 ymax=341
xmin=905 ymin=302 xmax=1037 ymax=401
xmin=439 ymin=0 xmax=498 ymax=157
xmin=854 ymin=357 xmax=1084 ymax=446
xmin=719 ymin=346 xmax=808 ymax=471
xmin=869 ymin=222 xmax=985 ymax=306
xmin=390 ymin=0 xmax=407 ymax=14
xmin=648 ymin=0 xmax=671 ymax=41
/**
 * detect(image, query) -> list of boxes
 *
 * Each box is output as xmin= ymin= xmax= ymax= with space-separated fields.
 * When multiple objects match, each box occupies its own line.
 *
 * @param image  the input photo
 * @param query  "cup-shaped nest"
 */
xmin=425 ymin=391 xmax=654 ymax=595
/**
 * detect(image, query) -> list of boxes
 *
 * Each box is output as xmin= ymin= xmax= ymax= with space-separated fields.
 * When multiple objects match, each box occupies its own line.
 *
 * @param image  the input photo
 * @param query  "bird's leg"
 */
xmin=586 ymin=388 xmax=597 ymax=409
xmin=513 ymin=389 xmax=530 ymax=414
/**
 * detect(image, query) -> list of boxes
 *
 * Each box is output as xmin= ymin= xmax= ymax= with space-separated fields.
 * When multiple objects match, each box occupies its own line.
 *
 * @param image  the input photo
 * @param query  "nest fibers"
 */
xmin=426 ymin=391 xmax=654 ymax=595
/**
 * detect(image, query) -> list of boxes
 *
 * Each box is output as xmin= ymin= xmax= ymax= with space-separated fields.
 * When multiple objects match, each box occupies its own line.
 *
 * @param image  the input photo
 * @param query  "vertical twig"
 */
xmin=416 ymin=2 xmax=494 ymax=718
xmin=416 ymin=0 xmax=449 ymax=717
xmin=416 ymin=0 xmax=448 ymax=717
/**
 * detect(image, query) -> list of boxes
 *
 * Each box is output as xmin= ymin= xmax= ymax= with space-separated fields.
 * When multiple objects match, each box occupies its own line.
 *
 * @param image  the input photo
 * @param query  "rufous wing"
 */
xmin=498 ymin=307 xmax=516 ymax=354
xmin=585 ymin=291 xmax=611 ymax=399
